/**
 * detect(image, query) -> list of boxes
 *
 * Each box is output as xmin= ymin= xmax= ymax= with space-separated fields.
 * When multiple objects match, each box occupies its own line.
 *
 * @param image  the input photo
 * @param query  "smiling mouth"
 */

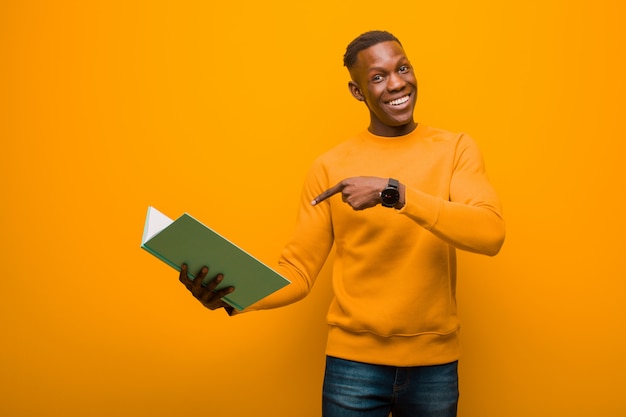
xmin=387 ymin=94 xmax=411 ymax=106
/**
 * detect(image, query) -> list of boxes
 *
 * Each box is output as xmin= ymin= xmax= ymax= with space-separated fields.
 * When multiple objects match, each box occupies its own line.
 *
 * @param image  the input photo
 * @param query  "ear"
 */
xmin=348 ymin=81 xmax=365 ymax=102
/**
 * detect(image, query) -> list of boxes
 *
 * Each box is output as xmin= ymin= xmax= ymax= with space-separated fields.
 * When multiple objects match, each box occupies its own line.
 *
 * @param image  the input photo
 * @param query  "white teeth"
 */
xmin=389 ymin=95 xmax=410 ymax=106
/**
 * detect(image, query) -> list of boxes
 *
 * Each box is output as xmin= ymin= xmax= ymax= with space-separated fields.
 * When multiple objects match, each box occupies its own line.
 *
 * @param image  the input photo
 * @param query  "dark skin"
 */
xmin=347 ymin=41 xmax=418 ymax=137
xmin=311 ymin=176 xmax=406 ymax=210
xmin=178 ymin=264 xmax=234 ymax=311
xmin=181 ymin=40 xmax=415 ymax=310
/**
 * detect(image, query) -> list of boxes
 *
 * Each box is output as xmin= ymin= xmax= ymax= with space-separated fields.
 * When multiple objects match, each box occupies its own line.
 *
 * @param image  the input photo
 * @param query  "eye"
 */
xmin=372 ymin=74 xmax=383 ymax=82
xmin=399 ymin=65 xmax=411 ymax=73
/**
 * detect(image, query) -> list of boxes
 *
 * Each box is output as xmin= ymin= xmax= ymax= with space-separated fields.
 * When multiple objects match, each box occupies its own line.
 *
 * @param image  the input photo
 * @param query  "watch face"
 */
xmin=381 ymin=188 xmax=400 ymax=206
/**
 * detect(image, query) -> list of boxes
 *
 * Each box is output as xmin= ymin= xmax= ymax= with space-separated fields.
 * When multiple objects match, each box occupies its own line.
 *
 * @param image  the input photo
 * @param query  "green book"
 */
xmin=141 ymin=206 xmax=290 ymax=311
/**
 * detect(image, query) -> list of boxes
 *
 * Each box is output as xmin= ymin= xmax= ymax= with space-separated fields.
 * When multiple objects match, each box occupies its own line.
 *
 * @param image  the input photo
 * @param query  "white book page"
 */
xmin=141 ymin=206 xmax=174 ymax=244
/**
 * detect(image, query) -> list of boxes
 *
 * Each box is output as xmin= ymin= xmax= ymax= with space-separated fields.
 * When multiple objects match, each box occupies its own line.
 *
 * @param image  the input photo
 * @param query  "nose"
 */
xmin=387 ymin=72 xmax=405 ymax=91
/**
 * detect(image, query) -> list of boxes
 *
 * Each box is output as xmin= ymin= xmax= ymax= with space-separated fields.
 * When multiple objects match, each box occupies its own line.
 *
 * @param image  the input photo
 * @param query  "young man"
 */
xmin=180 ymin=30 xmax=505 ymax=417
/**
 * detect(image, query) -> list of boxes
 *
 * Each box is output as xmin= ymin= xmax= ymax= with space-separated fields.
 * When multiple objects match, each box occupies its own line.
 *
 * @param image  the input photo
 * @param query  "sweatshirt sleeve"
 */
xmin=243 ymin=159 xmax=334 ymax=312
xmin=398 ymin=134 xmax=505 ymax=256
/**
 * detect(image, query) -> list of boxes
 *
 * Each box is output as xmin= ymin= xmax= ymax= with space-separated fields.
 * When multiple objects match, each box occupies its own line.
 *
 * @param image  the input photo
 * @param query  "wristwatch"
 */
xmin=380 ymin=178 xmax=400 ymax=208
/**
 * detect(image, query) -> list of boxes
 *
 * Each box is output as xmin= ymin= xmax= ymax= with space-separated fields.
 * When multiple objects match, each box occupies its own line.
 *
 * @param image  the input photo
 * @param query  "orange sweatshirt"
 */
xmin=246 ymin=124 xmax=505 ymax=367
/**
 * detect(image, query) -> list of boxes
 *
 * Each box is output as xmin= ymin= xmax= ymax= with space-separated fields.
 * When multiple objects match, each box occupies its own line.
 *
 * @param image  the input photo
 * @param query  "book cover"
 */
xmin=141 ymin=206 xmax=290 ymax=310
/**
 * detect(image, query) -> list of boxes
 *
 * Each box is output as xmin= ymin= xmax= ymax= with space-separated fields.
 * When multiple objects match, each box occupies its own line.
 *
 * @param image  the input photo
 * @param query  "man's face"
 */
xmin=349 ymin=41 xmax=418 ymax=137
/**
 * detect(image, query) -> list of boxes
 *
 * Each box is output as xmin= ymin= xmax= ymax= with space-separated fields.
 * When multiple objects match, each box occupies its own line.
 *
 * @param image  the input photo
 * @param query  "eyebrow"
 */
xmin=367 ymin=57 xmax=410 ymax=73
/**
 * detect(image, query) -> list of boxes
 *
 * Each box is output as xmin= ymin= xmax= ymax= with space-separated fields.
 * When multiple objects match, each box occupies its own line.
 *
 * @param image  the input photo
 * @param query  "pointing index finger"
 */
xmin=311 ymin=182 xmax=344 ymax=206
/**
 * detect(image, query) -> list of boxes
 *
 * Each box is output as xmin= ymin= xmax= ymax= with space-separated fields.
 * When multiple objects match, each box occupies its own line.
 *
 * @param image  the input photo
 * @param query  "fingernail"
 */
xmin=311 ymin=200 xmax=317 ymax=206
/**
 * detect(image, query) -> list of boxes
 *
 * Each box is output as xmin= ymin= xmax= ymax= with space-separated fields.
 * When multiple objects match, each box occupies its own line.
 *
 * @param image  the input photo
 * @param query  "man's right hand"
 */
xmin=179 ymin=264 xmax=235 ymax=311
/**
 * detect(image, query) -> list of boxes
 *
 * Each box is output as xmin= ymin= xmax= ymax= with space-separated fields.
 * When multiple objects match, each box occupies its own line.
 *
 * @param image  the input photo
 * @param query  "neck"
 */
xmin=368 ymin=121 xmax=418 ymax=137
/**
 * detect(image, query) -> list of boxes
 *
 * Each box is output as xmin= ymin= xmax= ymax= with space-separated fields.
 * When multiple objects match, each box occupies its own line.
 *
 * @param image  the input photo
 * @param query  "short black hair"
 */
xmin=343 ymin=30 xmax=402 ymax=69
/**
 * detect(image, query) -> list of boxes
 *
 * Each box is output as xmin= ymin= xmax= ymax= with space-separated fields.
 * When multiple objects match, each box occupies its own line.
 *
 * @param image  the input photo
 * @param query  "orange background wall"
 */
xmin=1 ymin=1 xmax=624 ymax=416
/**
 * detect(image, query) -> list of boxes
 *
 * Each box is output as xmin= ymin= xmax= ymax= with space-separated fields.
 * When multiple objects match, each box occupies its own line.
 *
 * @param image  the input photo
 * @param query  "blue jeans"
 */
xmin=322 ymin=356 xmax=458 ymax=417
